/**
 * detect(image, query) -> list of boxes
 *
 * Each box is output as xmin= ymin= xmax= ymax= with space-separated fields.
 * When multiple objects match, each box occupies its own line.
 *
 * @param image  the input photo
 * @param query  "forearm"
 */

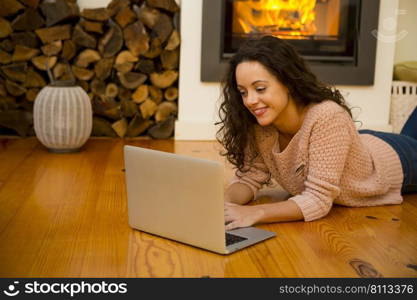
xmin=256 ymin=199 xmax=304 ymax=223
xmin=225 ymin=182 xmax=254 ymax=205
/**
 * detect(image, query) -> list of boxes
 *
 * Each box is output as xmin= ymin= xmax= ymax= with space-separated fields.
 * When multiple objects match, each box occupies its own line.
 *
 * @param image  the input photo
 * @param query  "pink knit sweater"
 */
xmin=231 ymin=101 xmax=404 ymax=221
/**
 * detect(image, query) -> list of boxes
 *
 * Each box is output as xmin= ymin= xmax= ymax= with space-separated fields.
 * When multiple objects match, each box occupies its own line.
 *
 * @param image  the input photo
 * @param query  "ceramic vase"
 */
xmin=33 ymin=85 xmax=92 ymax=153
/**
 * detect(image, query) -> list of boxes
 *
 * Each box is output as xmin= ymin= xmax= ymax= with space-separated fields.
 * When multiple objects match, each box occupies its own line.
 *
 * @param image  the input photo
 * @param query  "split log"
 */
xmin=160 ymin=49 xmax=179 ymax=70
xmin=62 ymin=40 xmax=77 ymax=61
xmin=120 ymin=99 xmax=138 ymax=117
xmin=41 ymin=40 xmax=62 ymax=56
xmin=92 ymin=116 xmax=117 ymax=137
xmin=132 ymin=84 xmax=148 ymax=103
xmin=147 ymin=0 xmax=180 ymax=13
xmin=90 ymin=79 xmax=106 ymax=96
xmin=12 ymin=45 xmax=40 ymax=62
xmin=0 ymin=18 xmax=12 ymax=38
xmin=0 ymin=0 xmax=180 ymax=138
xmin=31 ymin=55 xmax=57 ymax=71
xmin=0 ymin=39 xmax=14 ymax=52
xmin=126 ymin=113 xmax=153 ymax=137
xmin=25 ymin=88 xmax=39 ymax=102
xmin=164 ymin=86 xmax=178 ymax=101
xmin=105 ymin=83 xmax=119 ymax=98
xmin=98 ymin=20 xmax=123 ymax=58
xmin=75 ymin=49 xmax=101 ymax=68
xmin=11 ymin=8 xmax=45 ymax=31
xmin=115 ymin=50 xmax=138 ymax=65
xmin=107 ymin=0 xmax=131 ymax=17
xmin=112 ymin=118 xmax=128 ymax=137
xmin=148 ymin=115 xmax=175 ymax=139
xmin=135 ymin=59 xmax=155 ymax=74
xmin=103 ymin=106 xmax=121 ymax=120
xmin=59 ymin=73 xmax=74 ymax=82
xmin=0 ymin=50 xmax=12 ymax=64
xmin=6 ymin=80 xmax=26 ymax=96
xmin=165 ymin=30 xmax=180 ymax=51
xmin=152 ymin=13 xmax=173 ymax=43
xmin=11 ymin=32 xmax=39 ymax=48
xmin=0 ymin=0 xmax=25 ymax=18
xmin=115 ymin=6 xmax=136 ymax=28
xmin=136 ymin=4 xmax=160 ymax=29
xmin=77 ymin=80 xmax=89 ymax=92
xmin=148 ymin=85 xmax=163 ymax=104
xmin=24 ymin=67 xmax=46 ymax=88
xmin=118 ymin=72 xmax=147 ymax=89
xmin=123 ymin=21 xmax=149 ymax=56
xmin=150 ymin=70 xmax=178 ymax=89
xmin=94 ymin=57 xmax=114 ymax=80
xmin=40 ymin=0 xmax=79 ymax=27
xmin=114 ymin=62 xmax=133 ymax=74
xmin=155 ymin=101 xmax=177 ymax=122
xmin=81 ymin=8 xmax=109 ymax=22
xmin=114 ymin=51 xmax=138 ymax=73
xmin=35 ymin=25 xmax=71 ymax=44
xmin=1 ymin=62 xmax=27 ymax=82
xmin=139 ymin=99 xmax=158 ymax=119
xmin=73 ymin=25 xmax=97 ymax=49
xmin=118 ymin=87 xmax=132 ymax=101
xmin=19 ymin=0 xmax=40 ymax=9
xmin=80 ymin=20 xmax=104 ymax=34
xmin=142 ymin=38 xmax=162 ymax=59
xmin=93 ymin=96 xmax=121 ymax=120
xmin=53 ymin=62 xmax=66 ymax=79
xmin=72 ymin=66 xmax=94 ymax=81
xmin=0 ymin=110 xmax=32 ymax=137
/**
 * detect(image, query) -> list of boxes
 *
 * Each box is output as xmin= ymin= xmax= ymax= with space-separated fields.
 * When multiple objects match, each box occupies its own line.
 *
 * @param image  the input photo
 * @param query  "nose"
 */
xmin=245 ymin=91 xmax=258 ymax=107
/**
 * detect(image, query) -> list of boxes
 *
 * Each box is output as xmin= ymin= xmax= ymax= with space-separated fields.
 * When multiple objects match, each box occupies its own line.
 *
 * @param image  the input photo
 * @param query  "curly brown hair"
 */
xmin=216 ymin=35 xmax=352 ymax=173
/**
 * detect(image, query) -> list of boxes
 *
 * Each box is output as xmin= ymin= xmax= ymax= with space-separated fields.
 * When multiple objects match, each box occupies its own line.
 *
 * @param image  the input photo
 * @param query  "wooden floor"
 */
xmin=0 ymin=138 xmax=416 ymax=278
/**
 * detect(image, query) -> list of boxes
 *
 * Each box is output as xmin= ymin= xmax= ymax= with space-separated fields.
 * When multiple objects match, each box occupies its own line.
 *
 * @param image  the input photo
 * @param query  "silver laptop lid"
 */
xmin=124 ymin=145 xmax=227 ymax=254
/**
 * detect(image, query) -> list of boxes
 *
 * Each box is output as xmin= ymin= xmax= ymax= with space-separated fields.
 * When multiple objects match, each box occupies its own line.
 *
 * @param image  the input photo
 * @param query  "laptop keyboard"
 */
xmin=225 ymin=233 xmax=248 ymax=246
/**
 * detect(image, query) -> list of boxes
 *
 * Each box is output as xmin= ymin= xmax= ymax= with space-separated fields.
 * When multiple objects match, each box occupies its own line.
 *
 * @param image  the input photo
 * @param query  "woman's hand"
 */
xmin=224 ymin=202 xmax=264 ymax=230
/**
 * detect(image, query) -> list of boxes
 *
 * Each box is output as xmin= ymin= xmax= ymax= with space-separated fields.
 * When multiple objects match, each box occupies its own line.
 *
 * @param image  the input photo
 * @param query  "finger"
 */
xmin=225 ymin=221 xmax=239 ymax=231
xmin=224 ymin=202 xmax=238 ymax=207
xmin=224 ymin=215 xmax=233 ymax=222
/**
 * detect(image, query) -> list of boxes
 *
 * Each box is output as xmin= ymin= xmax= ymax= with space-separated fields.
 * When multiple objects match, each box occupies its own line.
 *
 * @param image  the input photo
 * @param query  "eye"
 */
xmin=238 ymin=90 xmax=247 ymax=97
xmin=256 ymin=87 xmax=266 ymax=93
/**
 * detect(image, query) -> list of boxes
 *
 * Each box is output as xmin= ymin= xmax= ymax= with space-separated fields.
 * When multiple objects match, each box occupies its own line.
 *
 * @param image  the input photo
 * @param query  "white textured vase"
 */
xmin=33 ymin=86 xmax=93 ymax=153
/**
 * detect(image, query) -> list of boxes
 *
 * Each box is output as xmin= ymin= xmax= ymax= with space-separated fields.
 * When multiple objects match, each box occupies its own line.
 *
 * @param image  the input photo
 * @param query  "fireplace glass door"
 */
xmin=201 ymin=0 xmax=379 ymax=85
xmin=223 ymin=0 xmax=358 ymax=63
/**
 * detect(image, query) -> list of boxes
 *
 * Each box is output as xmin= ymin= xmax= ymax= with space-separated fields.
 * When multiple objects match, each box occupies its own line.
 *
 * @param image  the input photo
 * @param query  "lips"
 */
xmin=253 ymin=107 xmax=268 ymax=117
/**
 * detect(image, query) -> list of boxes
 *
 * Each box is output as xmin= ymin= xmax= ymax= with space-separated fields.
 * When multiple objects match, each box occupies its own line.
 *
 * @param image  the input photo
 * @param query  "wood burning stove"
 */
xmin=201 ymin=0 xmax=380 ymax=85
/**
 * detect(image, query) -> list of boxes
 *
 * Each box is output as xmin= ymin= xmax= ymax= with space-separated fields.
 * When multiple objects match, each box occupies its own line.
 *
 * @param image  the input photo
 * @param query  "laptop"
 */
xmin=124 ymin=145 xmax=276 ymax=255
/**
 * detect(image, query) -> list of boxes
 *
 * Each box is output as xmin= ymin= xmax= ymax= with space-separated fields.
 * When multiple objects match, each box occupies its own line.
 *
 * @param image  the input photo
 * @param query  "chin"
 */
xmin=256 ymin=118 xmax=272 ymax=127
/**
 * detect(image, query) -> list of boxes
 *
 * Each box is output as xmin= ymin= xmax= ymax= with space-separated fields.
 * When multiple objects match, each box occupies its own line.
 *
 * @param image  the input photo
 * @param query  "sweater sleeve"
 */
xmin=229 ymin=146 xmax=271 ymax=199
xmin=289 ymin=111 xmax=353 ymax=221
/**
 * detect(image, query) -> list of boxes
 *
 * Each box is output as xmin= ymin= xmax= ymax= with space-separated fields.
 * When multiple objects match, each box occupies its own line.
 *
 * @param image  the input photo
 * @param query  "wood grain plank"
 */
xmin=0 ymin=139 xmax=416 ymax=277
xmin=0 ymin=138 xmax=39 ymax=182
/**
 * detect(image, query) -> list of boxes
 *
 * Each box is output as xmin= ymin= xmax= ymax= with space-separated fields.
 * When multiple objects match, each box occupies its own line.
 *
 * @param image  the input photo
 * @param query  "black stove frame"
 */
xmin=201 ymin=0 xmax=380 ymax=85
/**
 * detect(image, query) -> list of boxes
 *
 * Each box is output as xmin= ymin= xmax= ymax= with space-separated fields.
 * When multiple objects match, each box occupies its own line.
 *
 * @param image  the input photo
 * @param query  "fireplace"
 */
xmin=201 ymin=0 xmax=380 ymax=85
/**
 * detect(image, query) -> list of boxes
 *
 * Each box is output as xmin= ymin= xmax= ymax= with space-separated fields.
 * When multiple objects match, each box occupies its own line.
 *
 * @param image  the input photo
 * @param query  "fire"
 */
xmin=232 ymin=0 xmax=318 ymax=39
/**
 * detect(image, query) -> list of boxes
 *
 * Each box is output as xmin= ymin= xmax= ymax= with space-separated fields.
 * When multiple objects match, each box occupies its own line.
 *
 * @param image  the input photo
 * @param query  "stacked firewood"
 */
xmin=0 ymin=0 xmax=180 ymax=138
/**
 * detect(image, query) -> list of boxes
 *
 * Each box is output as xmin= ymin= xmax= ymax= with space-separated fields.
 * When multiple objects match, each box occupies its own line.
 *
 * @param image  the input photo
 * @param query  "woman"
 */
xmin=217 ymin=35 xmax=417 ymax=231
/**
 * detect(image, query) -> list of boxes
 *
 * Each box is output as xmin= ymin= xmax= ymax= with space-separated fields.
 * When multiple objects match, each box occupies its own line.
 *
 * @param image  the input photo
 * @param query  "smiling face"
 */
xmin=236 ymin=61 xmax=291 ymax=127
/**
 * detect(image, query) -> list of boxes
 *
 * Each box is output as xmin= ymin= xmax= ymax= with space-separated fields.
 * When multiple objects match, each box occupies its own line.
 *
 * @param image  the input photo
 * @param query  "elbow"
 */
xmin=290 ymin=194 xmax=334 ymax=222
xmin=303 ymin=202 xmax=333 ymax=221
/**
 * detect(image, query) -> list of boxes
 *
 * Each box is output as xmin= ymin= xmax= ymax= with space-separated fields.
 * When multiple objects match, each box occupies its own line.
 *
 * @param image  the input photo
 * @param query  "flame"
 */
xmin=232 ymin=0 xmax=318 ymax=39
